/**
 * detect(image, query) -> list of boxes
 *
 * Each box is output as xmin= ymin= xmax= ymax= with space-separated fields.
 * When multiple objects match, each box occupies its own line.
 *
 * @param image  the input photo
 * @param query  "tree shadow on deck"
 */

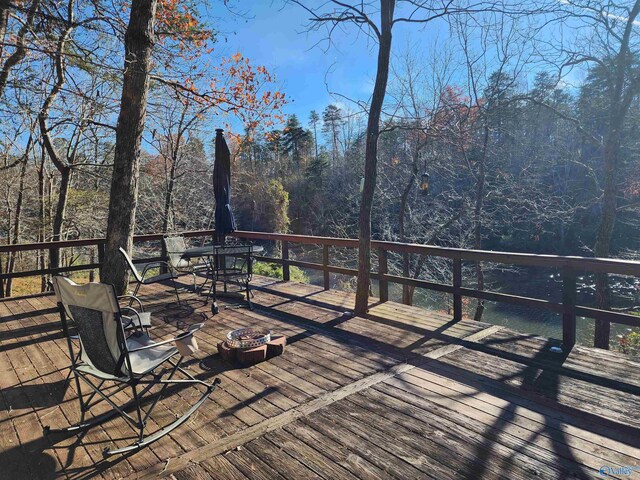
xmin=2 ymin=378 xmax=70 ymax=409
xmin=0 ymin=410 xmax=137 ymax=480
xmin=401 ymin=340 xmax=640 ymax=479
xmin=245 ymin=288 xmax=640 ymax=475
xmin=453 ymin=339 xmax=593 ymax=479
xmin=0 ymin=440 xmax=60 ymax=479
xmin=37 ymin=373 xmax=222 ymax=479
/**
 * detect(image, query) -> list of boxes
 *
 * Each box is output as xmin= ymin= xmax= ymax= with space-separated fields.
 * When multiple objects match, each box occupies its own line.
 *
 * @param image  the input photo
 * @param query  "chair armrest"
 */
xmin=119 ymin=307 xmax=148 ymax=333
xmin=127 ymin=323 xmax=204 ymax=352
xmin=141 ymin=261 xmax=175 ymax=278
xmin=118 ymin=294 xmax=144 ymax=312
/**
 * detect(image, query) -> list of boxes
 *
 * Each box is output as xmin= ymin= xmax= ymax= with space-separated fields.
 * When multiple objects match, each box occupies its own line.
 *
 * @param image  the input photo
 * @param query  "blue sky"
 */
xmin=212 ymin=2 xmax=376 ymax=127
xmin=205 ymin=2 xmax=592 ymax=134
xmin=210 ymin=2 xmax=448 ymax=129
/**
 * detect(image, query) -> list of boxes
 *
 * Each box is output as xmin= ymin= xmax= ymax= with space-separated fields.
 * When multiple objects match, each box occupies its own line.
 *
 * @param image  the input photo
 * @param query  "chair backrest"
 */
xmin=215 ymin=244 xmax=251 ymax=271
xmin=52 ymin=276 xmax=126 ymax=377
xmin=119 ymin=247 xmax=142 ymax=283
xmin=163 ymin=235 xmax=187 ymax=268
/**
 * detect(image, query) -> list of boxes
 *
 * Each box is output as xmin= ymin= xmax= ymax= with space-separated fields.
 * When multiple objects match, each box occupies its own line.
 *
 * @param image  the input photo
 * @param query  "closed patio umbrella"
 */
xmin=213 ymin=128 xmax=236 ymax=244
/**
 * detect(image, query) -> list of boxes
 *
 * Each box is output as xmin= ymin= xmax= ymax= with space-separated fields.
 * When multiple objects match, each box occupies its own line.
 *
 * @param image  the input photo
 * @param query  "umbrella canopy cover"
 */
xmin=213 ymin=129 xmax=236 ymax=243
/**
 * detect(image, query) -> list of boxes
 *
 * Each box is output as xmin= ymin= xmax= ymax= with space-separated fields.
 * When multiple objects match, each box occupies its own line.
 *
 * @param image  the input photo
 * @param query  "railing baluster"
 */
xmin=453 ymin=258 xmax=462 ymax=322
xmin=379 ymin=248 xmax=388 ymax=303
xmin=282 ymin=240 xmax=290 ymax=282
xmin=562 ymin=266 xmax=577 ymax=349
xmin=323 ymin=244 xmax=330 ymax=290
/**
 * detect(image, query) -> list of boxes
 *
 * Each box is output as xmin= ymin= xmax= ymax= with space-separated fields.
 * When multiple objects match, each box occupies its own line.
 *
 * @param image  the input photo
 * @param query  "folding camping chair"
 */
xmin=45 ymin=276 xmax=220 ymax=456
xmin=119 ymin=246 xmax=182 ymax=305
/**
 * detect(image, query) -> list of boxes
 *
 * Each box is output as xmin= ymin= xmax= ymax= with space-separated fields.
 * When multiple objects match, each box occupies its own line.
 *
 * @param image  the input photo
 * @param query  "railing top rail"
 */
xmin=2 ymin=228 xmax=640 ymax=276
xmin=372 ymin=240 xmax=640 ymax=275
xmin=0 ymin=229 xmax=215 ymax=254
xmin=232 ymin=232 xmax=640 ymax=275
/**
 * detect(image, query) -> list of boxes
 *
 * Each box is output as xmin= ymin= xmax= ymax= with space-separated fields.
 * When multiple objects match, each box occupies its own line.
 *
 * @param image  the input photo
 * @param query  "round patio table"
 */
xmin=182 ymin=244 xmax=264 ymax=314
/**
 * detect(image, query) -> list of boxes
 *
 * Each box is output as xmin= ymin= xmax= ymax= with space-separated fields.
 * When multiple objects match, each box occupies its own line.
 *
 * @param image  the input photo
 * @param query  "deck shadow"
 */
xmin=0 ymin=441 xmax=59 ymax=479
xmin=3 ymin=378 xmax=69 ymax=409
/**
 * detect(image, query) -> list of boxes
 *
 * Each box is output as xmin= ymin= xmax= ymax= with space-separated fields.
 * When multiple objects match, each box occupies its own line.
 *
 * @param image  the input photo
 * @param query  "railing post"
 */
xmin=453 ymin=258 xmax=462 ymax=322
xmin=378 ymin=248 xmax=388 ymax=303
xmin=282 ymin=240 xmax=290 ymax=282
xmin=97 ymin=240 xmax=105 ymax=281
xmin=323 ymin=244 xmax=330 ymax=290
xmin=402 ymin=253 xmax=411 ymax=305
xmin=562 ymin=266 xmax=577 ymax=349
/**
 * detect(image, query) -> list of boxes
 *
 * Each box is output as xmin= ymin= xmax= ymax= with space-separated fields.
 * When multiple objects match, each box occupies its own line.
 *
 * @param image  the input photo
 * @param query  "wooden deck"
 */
xmin=1 ymin=275 xmax=640 ymax=479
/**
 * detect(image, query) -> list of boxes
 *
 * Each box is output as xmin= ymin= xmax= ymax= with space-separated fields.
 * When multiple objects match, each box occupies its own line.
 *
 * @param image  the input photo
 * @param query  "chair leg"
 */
xmin=44 ymin=374 xmax=155 ymax=435
xmin=129 ymin=382 xmax=145 ymax=442
xmin=103 ymin=381 xmax=217 ymax=457
xmin=171 ymin=277 xmax=182 ymax=305
xmin=199 ymin=271 xmax=209 ymax=295
xmin=211 ymin=273 xmax=219 ymax=314
xmin=132 ymin=281 xmax=142 ymax=300
xmin=246 ymin=280 xmax=253 ymax=310
xmin=102 ymin=373 xmax=221 ymax=457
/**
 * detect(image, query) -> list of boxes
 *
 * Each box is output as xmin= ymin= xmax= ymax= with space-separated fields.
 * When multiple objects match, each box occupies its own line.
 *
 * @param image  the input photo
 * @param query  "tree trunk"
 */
xmin=0 ymin=4 xmax=9 ymax=59
xmin=5 ymin=156 xmax=29 ymax=296
xmin=354 ymin=0 xmax=395 ymax=314
xmin=593 ymin=114 xmax=624 ymax=348
xmin=102 ymin=0 xmax=157 ymax=294
xmin=473 ymin=124 xmax=489 ymax=321
xmin=50 ymin=166 xmax=71 ymax=269
xmin=37 ymin=148 xmax=48 ymax=292
xmin=399 ymin=166 xmax=416 ymax=305
xmin=313 ymin=123 xmax=318 ymax=159
xmin=0 ymin=0 xmax=40 ymax=99
xmin=38 ymin=1 xmax=74 ymax=270
xmin=592 ymin=0 xmax=640 ymax=349
xmin=162 ymin=160 xmax=177 ymax=232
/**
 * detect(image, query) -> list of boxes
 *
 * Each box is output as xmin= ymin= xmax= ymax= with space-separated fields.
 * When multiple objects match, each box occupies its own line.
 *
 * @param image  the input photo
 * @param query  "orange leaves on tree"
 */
xmin=169 ymin=51 xmax=286 ymax=136
xmin=428 ymin=85 xmax=479 ymax=152
xmin=156 ymin=0 xmax=212 ymax=54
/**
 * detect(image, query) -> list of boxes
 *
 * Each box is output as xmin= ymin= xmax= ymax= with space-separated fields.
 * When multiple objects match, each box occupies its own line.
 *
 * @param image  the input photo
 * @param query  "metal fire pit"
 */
xmin=226 ymin=328 xmax=272 ymax=349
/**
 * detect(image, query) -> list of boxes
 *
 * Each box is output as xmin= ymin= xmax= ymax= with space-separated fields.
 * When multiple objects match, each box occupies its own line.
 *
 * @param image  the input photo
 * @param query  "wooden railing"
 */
xmin=2 ymin=229 xmax=640 ymax=350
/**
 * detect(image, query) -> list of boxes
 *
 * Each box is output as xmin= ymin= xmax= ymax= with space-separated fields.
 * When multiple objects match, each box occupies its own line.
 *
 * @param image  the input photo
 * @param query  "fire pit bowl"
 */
xmin=226 ymin=328 xmax=272 ymax=349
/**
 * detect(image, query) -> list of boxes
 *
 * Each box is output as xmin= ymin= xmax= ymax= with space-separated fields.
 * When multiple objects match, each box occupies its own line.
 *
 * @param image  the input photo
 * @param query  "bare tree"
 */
xmin=309 ymin=110 xmax=320 ymax=159
xmin=556 ymin=0 xmax=640 ymax=348
xmin=0 ymin=0 xmax=40 ymax=99
xmin=293 ymin=0 xmax=545 ymax=314
xmin=102 ymin=0 xmax=157 ymax=293
xmin=148 ymin=93 xmax=210 ymax=232
xmin=293 ymin=0 xmax=396 ymax=313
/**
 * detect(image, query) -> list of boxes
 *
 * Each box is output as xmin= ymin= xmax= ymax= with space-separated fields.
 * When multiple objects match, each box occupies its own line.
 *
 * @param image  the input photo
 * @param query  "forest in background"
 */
xmin=1 ymin=0 xmax=639 ymax=351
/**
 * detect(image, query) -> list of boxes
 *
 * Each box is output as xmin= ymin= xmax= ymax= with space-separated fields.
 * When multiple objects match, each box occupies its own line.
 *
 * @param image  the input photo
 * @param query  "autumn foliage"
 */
xmin=153 ymin=0 xmax=286 ymax=131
